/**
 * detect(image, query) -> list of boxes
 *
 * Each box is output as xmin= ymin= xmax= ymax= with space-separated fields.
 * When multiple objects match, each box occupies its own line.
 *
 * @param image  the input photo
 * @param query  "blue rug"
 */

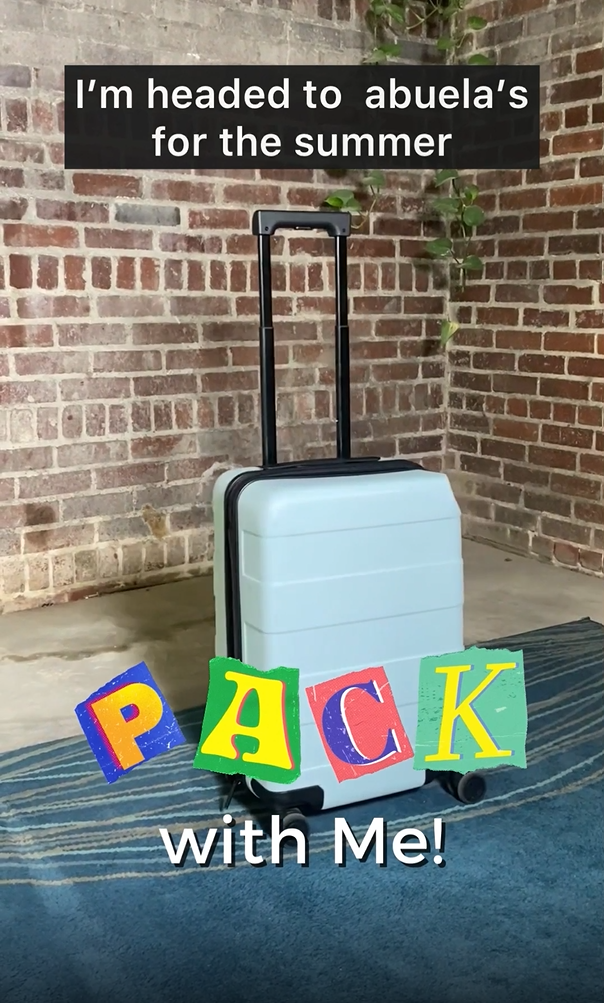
xmin=0 ymin=618 xmax=602 ymax=1003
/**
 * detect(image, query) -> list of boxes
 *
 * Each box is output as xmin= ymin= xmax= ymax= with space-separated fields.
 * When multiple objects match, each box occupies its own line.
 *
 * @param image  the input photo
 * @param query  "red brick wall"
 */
xmin=0 ymin=68 xmax=445 ymax=612
xmin=448 ymin=0 xmax=604 ymax=575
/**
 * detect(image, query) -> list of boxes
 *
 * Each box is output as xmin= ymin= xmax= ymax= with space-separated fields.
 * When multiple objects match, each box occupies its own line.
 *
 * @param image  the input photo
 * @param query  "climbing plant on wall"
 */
xmin=324 ymin=0 xmax=494 ymax=346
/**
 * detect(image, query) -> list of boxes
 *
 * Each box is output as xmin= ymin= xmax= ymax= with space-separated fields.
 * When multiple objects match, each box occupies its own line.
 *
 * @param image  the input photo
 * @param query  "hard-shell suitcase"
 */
xmin=213 ymin=210 xmax=484 ymax=828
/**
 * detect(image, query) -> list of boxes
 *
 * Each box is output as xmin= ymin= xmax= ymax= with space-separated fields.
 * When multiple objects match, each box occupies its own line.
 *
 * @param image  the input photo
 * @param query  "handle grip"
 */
xmin=252 ymin=209 xmax=351 ymax=237
xmin=255 ymin=211 xmax=351 ymax=467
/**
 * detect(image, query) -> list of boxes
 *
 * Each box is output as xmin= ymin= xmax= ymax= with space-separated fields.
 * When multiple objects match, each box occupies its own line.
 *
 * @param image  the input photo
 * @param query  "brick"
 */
xmin=116 ymin=258 xmax=135 ymax=289
xmin=544 ymin=519 xmax=592 ymax=547
xmin=544 ymin=331 xmax=595 ymax=353
xmin=165 ymin=348 xmax=229 ymax=370
xmin=57 ymin=323 xmax=128 ymax=346
xmin=84 ymin=228 xmax=153 ymax=250
xmin=460 ymin=454 xmax=501 ymax=478
xmin=543 ymin=285 xmax=593 ymax=305
xmin=577 ymin=209 xmax=604 ymax=230
xmin=132 ymin=323 xmax=198 ymax=345
xmin=57 ymin=441 xmax=128 ymax=467
xmin=63 ymin=256 xmax=85 ymax=292
xmin=551 ymin=473 xmax=602 ymax=499
xmin=91 ymin=348 xmax=161 ymax=374
xmin=5 ymin=98 xmax=28 ymax=132
xmin=564 ymin=105 xmax=589 ymax=129
xmin=95 ymin=463 xmax=165 ymax=490
xmin=0 ymin=446 xmax=53 ymax=472
xmin=523 ymin=309 xmax=569 ymax=328
xmin=529 ymin=446 xmax=577 ymax=471
xmin=550 ymin=183 xmax=602 ymax=206
xmin=524 ymin=491 xmax=572 ymax=518
xmin=495 ymin=284 xmax=540 ymax=303
xmin=540 ymin=378 xmax=590 ymax=401
xmin=9 ymin=255 xmax=32 ymax=289
xmin=522 ymin=211 xmax=574 ymax=232
xmin=492 ymin=419 xmax=539 ymax=442
xmin=500 ymin=189 xmax=546 ymax=210
xmin=0 ymin=380 xmax=56 ymax=405
xmin=0 ymin=167 xmax=25 ymax=187
xmin=133 ymin=375 xmax=197 ymax=397
xmin=91 ymin=258 xmax=112 ymax=289
xmin=553 ymin=129 xmax=603 ymax=155
xmin=541 ymin=424 xmax=594 ymax=449
xmin=36 ymin=200 xmax=109 ymax=223
xmin=578 ymin=549 xmax=604 ymax=573
xmin=575 ymin=501 xmax=604 ymax=524
xmin=86 ymin=404 xmax=107 ymax=436
xmin=114 ymin=204 xmax=180 ymax=226
xmin=131 ymin=434 xmax=197 ymax=459
xmin=72 ymin=174 xmax=142 ymax=197
xmin=23 ymin=525 xmax=95 ymax=554
xmin=169 ymin=296 xmax=231 ymax=317
xmin=4 ymin=224 xmax=78 ymax=248
xmin=160 ymin=233 xmax=222 ymax=254
xmin=60 ymin=377 xmax=130 ymax=401
xmin=140 ymin=258 xmax=159 ymax=291
xmin=0 ymin=66 xmax=31 ymax=87
xmin=14 ymin=351 xmax=88 ymax=376
xmin=550 ymin=76 xmax=602 ymax=104
xmin=0 ymin=197 xmax=27 ymax=220
xmin=552 ymin=541 xmax=578 ymax=567
xmin=549 ymin=235 xmax=600 ymax=255
xmin=475 ymin=307 xmax=520 ymax=326
xmin=17 ymin=296 xmax=89 ymax=320
xmin=189 ymin=209 xmax=250 ymax=229
xmin=576 ymin=48 xmax=604 ymax=75
xmin=576 ymin=311 xmax=604 ymax=329
xmin=18 ymin=471 xmax=92 ymax=500
xmin=580 ymin=156 xmax=604 ymax=178
xmin=568 ymin=356 xmax=604 ymax=377
xmin=98 ymin=296 xmax=164 ymax=318
xmin=149 ymin=180 xmax=214 ymax=202
xmin=37 ymin=256 xmax=59 ymax=290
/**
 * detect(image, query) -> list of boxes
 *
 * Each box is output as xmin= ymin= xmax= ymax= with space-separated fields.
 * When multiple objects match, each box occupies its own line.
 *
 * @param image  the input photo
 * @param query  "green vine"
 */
xmin=324 ymin=0 xmax=495 ymax=347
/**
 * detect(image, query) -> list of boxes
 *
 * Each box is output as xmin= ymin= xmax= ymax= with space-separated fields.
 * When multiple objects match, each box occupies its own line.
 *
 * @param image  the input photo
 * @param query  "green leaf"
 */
xmin=467 ymin=53 xmax=494 ymax=65
xmin=362 ymin=169 xmax=386 ymax=190
xmin=460 ymin=254 xmax=484 ymax=271
xmin=467 ymin=15 xmax=487 ymax=29
xmin=425 ymin=237 xmax=453 ymax=257
xmin=346 ymin=197 xmax=362 ymax=212
xmin=376 ymin=42 xmax=401 ymax=57
xmin=437 ymin=36 xmax=456 ymax=50
xmin=440 ymin=0 xmax=460 ymax=19
xmin=382 ymin=3 xmax=406 ymax=23
xmin=433 ymin=196 xmax=461 ymax=215
xmin=324 ymin=195 xmax=344 ymax=208
xmin=326 ymin=188 xmax=355 ymax=202
xmin=440 ymin=319 xmax=460 ymax=347
xmin=434 ymin=168 xmax=459 ymax=187
xmin=462 ymin=205 xmax=485 ymax=227
xmin=463 ymin=184 xmax=479 ymax=203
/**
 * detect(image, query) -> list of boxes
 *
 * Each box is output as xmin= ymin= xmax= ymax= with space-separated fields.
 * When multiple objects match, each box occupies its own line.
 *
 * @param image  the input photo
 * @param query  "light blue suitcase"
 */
xmin=213 ymin=210 xmax=487 ymax=833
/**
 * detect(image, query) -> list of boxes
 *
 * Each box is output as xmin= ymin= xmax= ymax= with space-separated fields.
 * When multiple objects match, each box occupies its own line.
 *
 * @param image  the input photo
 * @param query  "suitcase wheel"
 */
xmin=446 ymin=770 xmax=487 ymax=805
xmin=280 ymin=809 xmax=309 ymax=841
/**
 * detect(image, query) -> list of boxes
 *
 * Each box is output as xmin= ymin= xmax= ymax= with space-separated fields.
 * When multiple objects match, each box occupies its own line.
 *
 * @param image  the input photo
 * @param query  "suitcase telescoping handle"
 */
xmin=252 ymin=209 xmax=352 ymax=467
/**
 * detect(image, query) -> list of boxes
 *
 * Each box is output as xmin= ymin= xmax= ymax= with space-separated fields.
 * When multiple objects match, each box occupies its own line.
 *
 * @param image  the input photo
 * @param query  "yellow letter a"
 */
xmin=200 ymin=670 xmax=293 ymax=771
xmin=425 ymin=662 xmax=516 ymax=763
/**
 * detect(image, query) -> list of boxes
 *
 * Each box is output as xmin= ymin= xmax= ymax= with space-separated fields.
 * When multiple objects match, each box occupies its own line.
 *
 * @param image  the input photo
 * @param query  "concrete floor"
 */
xmin=0 ymin=540 xmax=601 ymax=756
